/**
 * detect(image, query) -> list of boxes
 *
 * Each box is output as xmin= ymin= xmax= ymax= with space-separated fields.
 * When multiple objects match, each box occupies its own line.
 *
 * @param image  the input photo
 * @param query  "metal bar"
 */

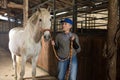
xmin=7 ymin=8 xmax=11 ymax=30
xmin=77 ymin=17 xmax=108 ymax=22
xmin=53 ymin=0 xmax=56 ymax=38
xmin=72 ymin=0 xmax=77 ymax=33
xmin=81 ymin=24 xmax=107 ymax=27
xmin=85 ymin=13 xmax=87 ymax=28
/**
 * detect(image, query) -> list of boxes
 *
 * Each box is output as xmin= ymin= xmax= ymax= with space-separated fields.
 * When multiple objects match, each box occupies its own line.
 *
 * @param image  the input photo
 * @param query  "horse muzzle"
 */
xmin=43 ymin=30 xmax=51 ymax=41
xmin=44 ymin=34 xmax=51 ymax=41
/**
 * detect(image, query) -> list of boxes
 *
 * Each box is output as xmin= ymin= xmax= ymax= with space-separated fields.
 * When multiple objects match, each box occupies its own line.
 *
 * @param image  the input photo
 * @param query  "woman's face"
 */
xmin=62 ymin=22 xmax=72 ymax=32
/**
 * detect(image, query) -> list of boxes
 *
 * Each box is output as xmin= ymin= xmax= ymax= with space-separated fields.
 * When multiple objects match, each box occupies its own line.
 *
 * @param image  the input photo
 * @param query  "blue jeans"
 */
xmin=58 ymin=55 xmax=78 ymax=80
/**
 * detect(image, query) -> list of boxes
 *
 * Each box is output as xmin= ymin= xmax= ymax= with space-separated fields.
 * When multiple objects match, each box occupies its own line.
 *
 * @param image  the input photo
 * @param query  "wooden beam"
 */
xmin=30 ymin=0 xmax=52 ymax=11
xmin=47 ymin=2 xmax=53 ymax=7
xmin=23 ymin=0 xmax=28 ymax=27
xmin=7 ymin=2 xmax=23 ymax=9
xmin=0 ymin=1 xmax=23 ymax=9
xmin=59 ymin=0 xmax=72 ymax=6
xmin=55 ymin=1 xmax=64 ymax=9
xmin=1 ymin=0 xmax=7 ymax=8
xmin=0 ymin=11 xmax=6 ymax=15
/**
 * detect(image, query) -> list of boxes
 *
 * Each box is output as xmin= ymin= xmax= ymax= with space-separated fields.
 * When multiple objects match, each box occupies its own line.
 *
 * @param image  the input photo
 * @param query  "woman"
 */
xmin=51 ymin=18 xmax=81 ymax=80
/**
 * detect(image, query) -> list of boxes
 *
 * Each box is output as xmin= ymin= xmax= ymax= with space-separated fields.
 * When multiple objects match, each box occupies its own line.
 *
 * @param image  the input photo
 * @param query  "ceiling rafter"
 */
xmin=0 ymin=0 xmax=108 ymax=21
xmin=55 ymin=0 xmax=66 ymax=9
xmin=59 ymin=0 xmax=72 ymax=7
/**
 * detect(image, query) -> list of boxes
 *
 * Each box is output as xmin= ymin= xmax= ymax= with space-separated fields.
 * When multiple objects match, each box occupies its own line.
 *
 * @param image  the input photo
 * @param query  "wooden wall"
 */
xmin=0 ymin=33 xmax=9 ymax=49
xmin=117 ymin=39 xmax=120 ymax=80
xmin=0 ymin=21 xmax=19 ymax=49
xmin=77 ymin=34 xmax=106 ymax=80
xmin=37 ymin=36 xmax=58 ymax=76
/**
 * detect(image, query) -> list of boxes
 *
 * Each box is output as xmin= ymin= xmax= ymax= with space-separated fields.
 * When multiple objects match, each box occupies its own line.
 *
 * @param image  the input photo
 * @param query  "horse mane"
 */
xmin=27 ymin=11 xmax=40 ymax=27
xmin=23 ymin=10 xmax=40 ymax=36
xmin=26 ymin=8 xmax=48 ymax=28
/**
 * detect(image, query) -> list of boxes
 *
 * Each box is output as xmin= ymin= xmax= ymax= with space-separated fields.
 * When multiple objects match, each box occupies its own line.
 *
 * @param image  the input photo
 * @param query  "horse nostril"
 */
xmin=44 ymin=35 xmax=47 ymax=39
xmin=44 ymin=35 xmax=51 ymax=41
xmin=48 ymin=35 xmax=50 ymax=39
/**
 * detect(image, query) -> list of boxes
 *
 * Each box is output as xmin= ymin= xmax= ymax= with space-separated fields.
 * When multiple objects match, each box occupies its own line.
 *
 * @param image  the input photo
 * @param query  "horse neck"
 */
xmin=25 ymin=22 xmax=42 ymax=43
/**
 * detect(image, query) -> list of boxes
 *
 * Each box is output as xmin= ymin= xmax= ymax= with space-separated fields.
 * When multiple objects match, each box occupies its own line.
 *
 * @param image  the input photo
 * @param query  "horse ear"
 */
xmin=47 ymin=6 xmax=51 ymax=12
xmin=37 ymin=8 xmax=41 ymax=12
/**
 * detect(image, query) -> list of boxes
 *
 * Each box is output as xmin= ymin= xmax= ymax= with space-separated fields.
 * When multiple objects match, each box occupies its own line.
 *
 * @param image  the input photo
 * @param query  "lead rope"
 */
xmin=52 ymin=45 xmax=70 ymax=61
xmin=66 ymin=39 xmax=73 ymax=80
xmin=52 ymin=39 xmax=73 ymax=80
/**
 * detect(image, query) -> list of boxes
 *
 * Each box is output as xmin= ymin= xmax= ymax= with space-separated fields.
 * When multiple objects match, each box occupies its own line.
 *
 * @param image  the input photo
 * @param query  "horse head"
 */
xmin=37 ymin=8 xmax=52 ymax=41
xmin=29 ymin=8 xmax=51 ymax=42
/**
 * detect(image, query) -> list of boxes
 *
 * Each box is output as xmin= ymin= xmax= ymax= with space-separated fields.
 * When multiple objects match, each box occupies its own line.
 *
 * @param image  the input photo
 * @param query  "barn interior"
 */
xmin=0 ymin=0 xmax=120 ymax=80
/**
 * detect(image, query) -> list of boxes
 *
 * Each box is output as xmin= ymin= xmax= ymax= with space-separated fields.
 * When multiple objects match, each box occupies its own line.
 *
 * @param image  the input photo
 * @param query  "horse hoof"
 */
xmin=32 ymin=76 xmax=36 ymax=80
xmin=32 ymin=78 xmax=36 ymax=80
xmin=14 ymin=77 xmax=17 ymax=80
xmin=19 ymin=77 xmax=23 ymax=80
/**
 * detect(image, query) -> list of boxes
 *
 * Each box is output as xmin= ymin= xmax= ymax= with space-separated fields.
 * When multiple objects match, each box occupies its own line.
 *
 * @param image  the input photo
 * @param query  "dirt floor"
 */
xmin=0 ymin=48 xmax=56 ymax=80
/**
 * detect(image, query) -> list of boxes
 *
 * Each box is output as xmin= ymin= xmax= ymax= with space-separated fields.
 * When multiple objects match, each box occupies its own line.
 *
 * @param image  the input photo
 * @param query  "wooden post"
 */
xmin=119 ymin=0 xmax=120 ymax=26
xmin=23 ymin=0 xmax=28 ymax=27
xmin=7 ymin=8 xmax=11 ymax=30
xmin=2 ymin=0 xmax=7 ymax=8
xmin=104 ymin=0 xmax=119 ymax=80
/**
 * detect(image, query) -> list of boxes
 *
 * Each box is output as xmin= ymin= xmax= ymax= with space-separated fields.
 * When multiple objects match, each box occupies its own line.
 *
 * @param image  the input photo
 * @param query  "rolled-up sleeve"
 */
xmin=54 ymin=34 xmax=59 ymax=50
xmin=74 ymin=34 xmax=81 ymax=53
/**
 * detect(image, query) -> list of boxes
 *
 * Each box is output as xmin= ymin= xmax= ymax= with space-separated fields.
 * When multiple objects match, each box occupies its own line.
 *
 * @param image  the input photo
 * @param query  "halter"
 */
xmin=42 ymin=29 xmax=52 ymax=33
xmin=39 ymin=27 xmax=52 ymax=35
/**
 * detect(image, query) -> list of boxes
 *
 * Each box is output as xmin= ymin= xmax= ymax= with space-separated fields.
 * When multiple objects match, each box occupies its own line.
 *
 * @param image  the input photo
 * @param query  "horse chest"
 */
xmin=25 ymin=41 xmax=41 ymax=56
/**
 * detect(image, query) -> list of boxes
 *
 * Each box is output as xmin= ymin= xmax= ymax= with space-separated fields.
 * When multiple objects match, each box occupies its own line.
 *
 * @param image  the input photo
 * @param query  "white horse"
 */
xmin=8 ymin=8 xmax=51 ymax=80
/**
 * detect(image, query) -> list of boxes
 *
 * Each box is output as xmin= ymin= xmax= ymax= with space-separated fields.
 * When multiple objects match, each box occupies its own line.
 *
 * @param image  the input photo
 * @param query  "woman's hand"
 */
xmin=51 ymin=40 xmax=55 ymax=46
xmin=71 ymin=35 xmax=75 ymax=41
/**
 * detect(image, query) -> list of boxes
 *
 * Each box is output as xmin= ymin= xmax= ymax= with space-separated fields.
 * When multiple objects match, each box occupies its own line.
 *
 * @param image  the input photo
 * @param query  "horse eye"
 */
xmin=39 ymin=19 xmax=42 ymax=22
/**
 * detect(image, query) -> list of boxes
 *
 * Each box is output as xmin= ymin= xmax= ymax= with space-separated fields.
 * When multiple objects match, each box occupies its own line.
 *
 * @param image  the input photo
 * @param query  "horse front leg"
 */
xmin=19 ymin=56 xmax=26 ymax=80
xmin=32 ymin=56 xmax=38 ymax=80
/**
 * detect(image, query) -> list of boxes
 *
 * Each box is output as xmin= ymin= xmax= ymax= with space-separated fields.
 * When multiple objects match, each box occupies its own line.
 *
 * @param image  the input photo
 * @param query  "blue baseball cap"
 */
xmin=61 ymin=18 xmax=73 ymax=25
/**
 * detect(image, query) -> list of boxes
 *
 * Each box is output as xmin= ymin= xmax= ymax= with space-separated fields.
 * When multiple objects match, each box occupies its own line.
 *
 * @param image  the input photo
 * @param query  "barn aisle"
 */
xmin=0 ymin=47 xmax=56 ymax=80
